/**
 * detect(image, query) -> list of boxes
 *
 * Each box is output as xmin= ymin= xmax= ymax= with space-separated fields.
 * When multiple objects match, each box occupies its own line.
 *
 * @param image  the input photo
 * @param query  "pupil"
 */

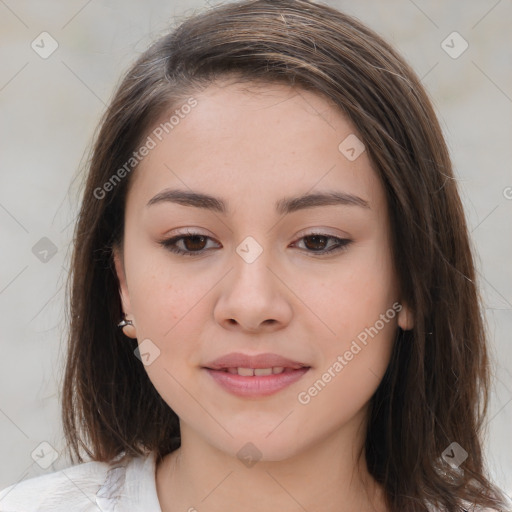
xmin=185 ymin=235 xmax=206 ymax=251
xmin=305 ymin=235 xmax=327 ymax=251
xmin=182 ymin=235 xmax=329 ymax=252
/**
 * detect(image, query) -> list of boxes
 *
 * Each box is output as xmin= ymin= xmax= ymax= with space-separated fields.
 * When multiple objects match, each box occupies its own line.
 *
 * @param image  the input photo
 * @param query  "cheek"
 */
xmin=295 ymin=240 xmax=398 ymax=411
xmin=296 ymin=296 xmax=398 ymax=439
xmin=124 ymin=242 xmax=215 ymax=364
xmin=124 ymin=233 xmax=187 ymax=321
xmin=301 ymin=241 xmax=397 ymax=343
xmin=125 ymin=256 xmax=211 ymax=412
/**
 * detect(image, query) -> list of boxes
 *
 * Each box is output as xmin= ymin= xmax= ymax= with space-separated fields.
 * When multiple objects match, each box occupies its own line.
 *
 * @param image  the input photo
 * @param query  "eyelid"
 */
xmin=158 ymin=229 xmax=353 ymax=257
xmin=294 ymin=226 xmax=351 ymax=239
xmin=164 ymin=226 xmax=350 ymax=242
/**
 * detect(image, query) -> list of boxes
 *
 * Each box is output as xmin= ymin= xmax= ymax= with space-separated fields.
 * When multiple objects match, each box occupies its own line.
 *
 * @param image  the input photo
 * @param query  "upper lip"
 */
xmin=203 ymin=352 xmax=309 ymax=370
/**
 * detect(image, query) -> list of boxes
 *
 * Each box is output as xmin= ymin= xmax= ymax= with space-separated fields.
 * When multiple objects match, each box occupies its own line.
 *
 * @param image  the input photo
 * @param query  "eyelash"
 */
xmin=158 ymin=230 xmax=352 ymax=257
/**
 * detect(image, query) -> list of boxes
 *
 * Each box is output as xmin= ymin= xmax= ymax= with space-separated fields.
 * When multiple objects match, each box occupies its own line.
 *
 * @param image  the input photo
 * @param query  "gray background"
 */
xmin=1 ymin=0 xmax=511 ymax=500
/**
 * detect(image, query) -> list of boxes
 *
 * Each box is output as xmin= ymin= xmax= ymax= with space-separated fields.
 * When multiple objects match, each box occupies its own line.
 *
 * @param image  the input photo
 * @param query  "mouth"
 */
xmin=208 ymin=366 xmax=306 ymax=376
xmin=202 ymin=352 xmax=311 ymax=397
xmin=203 ymin=365 xmax=311 ymax=398
xmin=203 ymin=351 xmax=308 ymax=371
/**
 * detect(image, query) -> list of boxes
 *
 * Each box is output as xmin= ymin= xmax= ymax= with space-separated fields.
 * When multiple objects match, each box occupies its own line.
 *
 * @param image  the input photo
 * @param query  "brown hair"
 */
xmin=62 ymin=1 xmax=509 ymax=510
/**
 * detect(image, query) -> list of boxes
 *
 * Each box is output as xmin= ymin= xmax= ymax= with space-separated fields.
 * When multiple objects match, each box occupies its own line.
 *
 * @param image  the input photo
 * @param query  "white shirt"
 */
xmin=0 ymin=451 xmax=507 ymax=512
xmin=0 ymin=451 xmax=162 ymax=511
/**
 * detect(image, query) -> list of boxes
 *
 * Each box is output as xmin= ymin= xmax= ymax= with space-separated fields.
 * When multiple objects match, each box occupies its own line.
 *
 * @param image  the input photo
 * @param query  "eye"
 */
xmin=158 ymin=231 xmax=352 ymax=257
xmin=291 ymin=233 xmax=352 ymax=255
xmin=158 ymin=230 xmax=220 ymax=257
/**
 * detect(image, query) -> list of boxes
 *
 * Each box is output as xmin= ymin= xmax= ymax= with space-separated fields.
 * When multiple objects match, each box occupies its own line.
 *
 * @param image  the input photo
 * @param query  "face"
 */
xmin=114 ymin=79 xmax=413 ymax=462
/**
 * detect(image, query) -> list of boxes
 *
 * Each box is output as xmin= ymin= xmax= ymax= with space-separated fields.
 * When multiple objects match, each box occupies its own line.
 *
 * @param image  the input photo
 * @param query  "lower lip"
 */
xmin=204 ymin=368 xmax=310 ymax=398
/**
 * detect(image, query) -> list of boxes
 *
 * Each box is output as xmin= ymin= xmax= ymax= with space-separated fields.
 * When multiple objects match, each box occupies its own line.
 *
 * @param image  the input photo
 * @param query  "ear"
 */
xmin=397 ymin=301 xmax=414 ymax=331
xmin=113 ymin=246 xmax=136 ymax=338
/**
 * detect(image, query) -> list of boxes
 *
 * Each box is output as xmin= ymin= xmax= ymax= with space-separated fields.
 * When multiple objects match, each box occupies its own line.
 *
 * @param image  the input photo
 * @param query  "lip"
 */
xmin=204 ymin=367 xmax=310 ymax=398
xmin=203 ymin=352 xmax=308 ymax=371
xmin=202 ymin=352 xmax=311 ymax=398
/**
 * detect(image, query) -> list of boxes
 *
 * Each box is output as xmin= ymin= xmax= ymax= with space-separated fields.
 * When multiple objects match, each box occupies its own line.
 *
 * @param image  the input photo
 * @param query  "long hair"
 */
xmin=62 ymin=1 xmax=509 ymax=510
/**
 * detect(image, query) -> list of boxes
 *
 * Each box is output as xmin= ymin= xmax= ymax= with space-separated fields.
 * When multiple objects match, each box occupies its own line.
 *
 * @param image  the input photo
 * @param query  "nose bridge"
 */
xmin=214 ymin=233 xmax=293 ymax=331
xmin=231 ymin=234 xmax=275 ymax=297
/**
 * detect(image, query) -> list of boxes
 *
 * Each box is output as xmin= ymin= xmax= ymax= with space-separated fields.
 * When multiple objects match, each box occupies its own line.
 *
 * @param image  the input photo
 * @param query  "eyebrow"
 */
xmin=146 ymin=188 xmax=370 ymax=215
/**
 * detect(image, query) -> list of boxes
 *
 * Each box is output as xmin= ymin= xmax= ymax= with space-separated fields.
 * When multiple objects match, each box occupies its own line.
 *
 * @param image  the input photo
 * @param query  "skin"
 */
xmin=113 ymin=78 xmax=414 ymax=512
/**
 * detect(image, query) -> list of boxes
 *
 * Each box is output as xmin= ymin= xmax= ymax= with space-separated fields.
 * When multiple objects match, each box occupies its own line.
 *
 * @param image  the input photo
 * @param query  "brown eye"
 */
xmin=159 ymin=232 xmax=220 ymax=256
xmin=303 ymin=234 xmax=329 ymax=251
xmin=181 ymin=235 xmax=208 ymax=251
xmin=293 ymin=233 xmax=352 ymax=255
xmin=159 ymin=232 xmax=351 ymax=257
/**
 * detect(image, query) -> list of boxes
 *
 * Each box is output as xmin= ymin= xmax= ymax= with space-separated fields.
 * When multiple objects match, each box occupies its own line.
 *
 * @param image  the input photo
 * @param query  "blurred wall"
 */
xmin=0 ymin=0 xmax=511 ymax=500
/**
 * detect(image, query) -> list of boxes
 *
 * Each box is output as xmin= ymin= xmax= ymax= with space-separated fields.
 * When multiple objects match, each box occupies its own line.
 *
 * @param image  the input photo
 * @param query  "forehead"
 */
xmin=127 ymin=80 xmax=383 ymax=215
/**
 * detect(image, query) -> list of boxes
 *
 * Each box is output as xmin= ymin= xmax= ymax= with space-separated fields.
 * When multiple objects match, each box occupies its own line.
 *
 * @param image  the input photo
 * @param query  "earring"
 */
xmin=117 ymin=316 xmax=136 ymax=338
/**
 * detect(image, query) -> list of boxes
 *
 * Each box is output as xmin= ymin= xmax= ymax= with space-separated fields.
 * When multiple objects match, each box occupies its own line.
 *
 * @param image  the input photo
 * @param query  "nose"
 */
xmin=213 ymin=250 xmax=293 ymax=334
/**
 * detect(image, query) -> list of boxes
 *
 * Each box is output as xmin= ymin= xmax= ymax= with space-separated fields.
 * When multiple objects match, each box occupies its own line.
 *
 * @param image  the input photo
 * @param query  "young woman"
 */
xmin=0 ymin=1 xmax=509 ymax=511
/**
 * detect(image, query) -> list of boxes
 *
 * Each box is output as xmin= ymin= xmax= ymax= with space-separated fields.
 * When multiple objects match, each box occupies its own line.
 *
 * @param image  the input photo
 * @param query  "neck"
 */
xmin=156 ymin=412 xmax=388 ymax=512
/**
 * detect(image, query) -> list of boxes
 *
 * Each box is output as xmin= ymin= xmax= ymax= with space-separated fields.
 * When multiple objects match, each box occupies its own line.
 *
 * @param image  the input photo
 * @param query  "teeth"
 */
xmin=254 ymin=368 xmax=272 ymax=376
xmin=221 ymin=367 xmax=288 ymax=376
xmin=238 ymin=367 xmax=255 ymax=376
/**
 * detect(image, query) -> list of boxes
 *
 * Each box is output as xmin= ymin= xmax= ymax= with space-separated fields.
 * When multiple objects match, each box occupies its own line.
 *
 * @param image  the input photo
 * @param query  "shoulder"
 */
xmin=0 ymin=462 xmax=110 ymax=512
xmin=0 ymin=451 xmax=160 ymax=512
xmin=0 ymin=457 xmax=114 ymax=511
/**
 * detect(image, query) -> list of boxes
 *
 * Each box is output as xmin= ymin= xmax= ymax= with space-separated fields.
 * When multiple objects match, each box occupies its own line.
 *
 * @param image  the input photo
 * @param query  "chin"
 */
xmin=211 ymin=432 xmax=304 ymax=465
